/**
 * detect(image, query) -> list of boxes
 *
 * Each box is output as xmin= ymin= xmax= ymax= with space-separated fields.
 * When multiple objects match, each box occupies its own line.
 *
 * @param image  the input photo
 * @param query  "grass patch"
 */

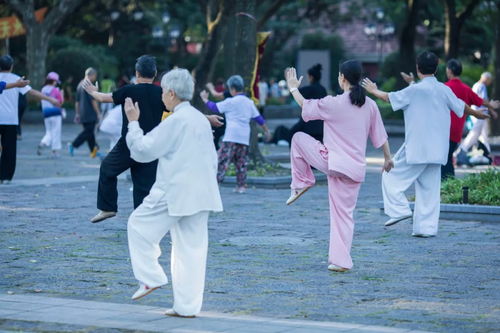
xmin=441 ymin=169 xmax=500 ymax=205
xmin=225 ymin=161 xmax=289 ymax=177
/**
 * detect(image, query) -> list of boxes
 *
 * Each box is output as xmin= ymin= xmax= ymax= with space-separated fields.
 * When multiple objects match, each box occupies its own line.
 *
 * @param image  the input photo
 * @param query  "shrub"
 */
xmin=48 ymin=48 xmax=100 ymax=90
xmin=441 ymin=168 xmax=500 ymax=206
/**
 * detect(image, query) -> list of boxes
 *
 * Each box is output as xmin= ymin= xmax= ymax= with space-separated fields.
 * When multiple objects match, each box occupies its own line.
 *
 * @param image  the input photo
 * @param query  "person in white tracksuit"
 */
xmin=362 ymin=51 xmax=489 ymax=237
xmin=123 ymin=68 xmax=223 ymax=318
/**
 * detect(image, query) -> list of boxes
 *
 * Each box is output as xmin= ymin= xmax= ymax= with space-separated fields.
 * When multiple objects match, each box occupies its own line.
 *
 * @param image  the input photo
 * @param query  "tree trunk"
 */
xmin=397 ymin=0 xmax=420 ymax=89
xmin=25 ymin=26 xmax=49 ymax=89
xmin=443 ymin=0 xmax=459 ymax=60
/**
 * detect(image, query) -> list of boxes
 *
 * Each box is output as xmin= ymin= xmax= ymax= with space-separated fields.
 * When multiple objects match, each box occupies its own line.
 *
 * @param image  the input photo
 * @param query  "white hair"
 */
xmin=161 ymin=68 xmax=194 ymax=101
xmin=481 ymin=72 xmax=492 ymax=80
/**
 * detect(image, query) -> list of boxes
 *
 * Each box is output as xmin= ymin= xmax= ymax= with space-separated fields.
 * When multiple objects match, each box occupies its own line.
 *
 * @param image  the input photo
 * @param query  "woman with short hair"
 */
xmin=124 ymin=68 xmax=223 ymax=318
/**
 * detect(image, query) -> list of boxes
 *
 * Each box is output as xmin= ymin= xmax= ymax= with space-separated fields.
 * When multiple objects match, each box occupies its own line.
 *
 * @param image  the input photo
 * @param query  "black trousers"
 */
xmin=73 ymin=121 xmax=97 ymax=151
xmin=441 ymin=140 xmax=458 ymax=180
xmin=271 ymin=125 xmax=323 ymax=145
xmin=0 ymin=125 xmax=17 ymax=181
xmin=97 ymin=138 xmax=158 ymax=212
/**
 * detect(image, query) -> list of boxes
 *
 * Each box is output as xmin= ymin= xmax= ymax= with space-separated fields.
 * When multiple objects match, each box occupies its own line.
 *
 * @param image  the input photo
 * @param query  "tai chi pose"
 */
xmin=457 ymin=72 xmax=497 ymax=165
xmin=124 ymin=68 xmax=223 ymax=318
xmin=38 ymin=72 xmax=65 ymax=158
xmin=362 ymin=51 xmax=489 ymax=237
xmin=285 ymin=61 xmax=393 ymax=272
xmin=84 ymin=56 xmax=164 ymax=223
xmin=201 ymin=75 xmax=270 ymax=193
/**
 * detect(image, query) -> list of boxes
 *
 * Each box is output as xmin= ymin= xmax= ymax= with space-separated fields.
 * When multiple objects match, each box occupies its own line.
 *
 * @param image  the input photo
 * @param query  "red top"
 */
xmin=445 ymin=78 xmax=483 ymax=143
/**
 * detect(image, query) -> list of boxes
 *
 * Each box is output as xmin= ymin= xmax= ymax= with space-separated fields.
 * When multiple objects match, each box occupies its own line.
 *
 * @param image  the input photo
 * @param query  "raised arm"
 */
xmin=284 ymin=67 xmax=304 ymax=106
xmin=361 ymin=78 xmax=389 ymax=102
xmin=27 ymin=89 xmax=61 ymax=106
xmin=82 ymin=79 xmax=113 ymax=103
xmin=465 ymin=104 xmax=490 ymax=120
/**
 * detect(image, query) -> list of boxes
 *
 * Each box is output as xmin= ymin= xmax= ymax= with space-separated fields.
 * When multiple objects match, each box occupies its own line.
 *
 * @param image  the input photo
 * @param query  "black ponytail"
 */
xmin=340 ymin=60 xmax=366 ymax=107
xmin=307 ymin=63 xmax=322 ymax=83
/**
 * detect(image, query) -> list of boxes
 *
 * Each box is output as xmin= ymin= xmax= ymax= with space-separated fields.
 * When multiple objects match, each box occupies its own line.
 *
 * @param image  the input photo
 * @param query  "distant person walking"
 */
xmin=0 ymin=55 xmax=59 ymax=184
xmin=285 ymin=61 xmax=392 ymax=272
xmin=38 ymin=72 xmax=65 ymax=158
xmin=201 ymin=75 xmax=271 ymax=193
xmin=69 ymin=68 xmax=101 ymax=158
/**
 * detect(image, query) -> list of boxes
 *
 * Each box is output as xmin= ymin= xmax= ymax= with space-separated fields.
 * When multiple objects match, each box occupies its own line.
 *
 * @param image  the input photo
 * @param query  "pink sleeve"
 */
xmin=51 ymin=88 xmax=64 ymax=104
xmin=302 ymin=96 xmax=334 ymax=122
xmin=369 ymin=102 xmax=388 ymax=148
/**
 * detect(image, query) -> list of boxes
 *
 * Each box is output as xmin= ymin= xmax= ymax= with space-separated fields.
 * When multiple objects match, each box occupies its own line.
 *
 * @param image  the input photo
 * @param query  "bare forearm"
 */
xmin=90 ymin=91 xmax=113 ymax=103
xmin=291 ymin=89 xmax=305 ymax=107
xmin=465 ymin=104 xmax=483 ymax=118
xmin=381 ymin=141 xmax=391 ymax=160
xmin=27 ymin=89 xmax=50 ymax=102
xmin=371 ymin=89 xmax=390 ymax=102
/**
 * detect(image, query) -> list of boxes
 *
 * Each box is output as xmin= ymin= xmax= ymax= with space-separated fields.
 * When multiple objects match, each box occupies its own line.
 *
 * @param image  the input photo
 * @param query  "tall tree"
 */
xmin=7 ymin=0 xmax=84 ymax=89
xmin=442 ymin=0 xmax=482 ymax=60
xmin=397 ymin=0 xmax=421 ymax=88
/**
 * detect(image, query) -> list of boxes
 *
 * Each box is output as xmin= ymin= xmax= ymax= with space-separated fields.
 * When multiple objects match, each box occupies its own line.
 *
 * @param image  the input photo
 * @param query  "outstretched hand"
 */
xmin=361 ymin=78 xmax=378 ymax=94
xmin=207 ymin=114 xmax=224 ymax=128
xmin=81 ymin=79 xmax=98 ymax=94
xmin=284 ymin=67 xmax=303 ymax=90
xmin=124 ymin=97 xmax=140 ymax=122
xmin=383 ymin=158 xmax=394 ymax=173
xmin=200 ymin=90 xmax=209 ymax=103
xmin=14 ymin=77 xmax=30 ymax=88
xmin=489 ymin=99 xmax=500 ymax=110
xmin=400 ymin=72 xmax=415 ymax=85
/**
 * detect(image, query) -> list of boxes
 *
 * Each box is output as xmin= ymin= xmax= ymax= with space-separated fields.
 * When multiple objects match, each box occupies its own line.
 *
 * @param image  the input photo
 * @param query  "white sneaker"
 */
xmin=233 ymin=186 xmax=246 ymax=194
xmin=286 ymin=187 xmax=311 ymax=205
xmin=327 ymin=264 xmax=349 ymax=272
xmin=90 ymin=210 xmax=117 ymax=223
xmin=384 ymin=215 xmax=412 ymax=227
xmin=131 ymin=283 xmax=160 ymax=300
xmin=165 ymin=308 xmax=196 ymax=318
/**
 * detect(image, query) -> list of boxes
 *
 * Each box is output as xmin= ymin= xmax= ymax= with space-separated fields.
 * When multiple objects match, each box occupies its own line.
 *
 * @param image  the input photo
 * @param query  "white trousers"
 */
xmin=40 ymin=116 xmax=62 ymax=150
xmin=128 ymin=199 xmax=209 ymax=316
xmin=461 ymin=118 xmax=490 ymax=152
xmin=382 ymin=145 xmax=441 ymax=235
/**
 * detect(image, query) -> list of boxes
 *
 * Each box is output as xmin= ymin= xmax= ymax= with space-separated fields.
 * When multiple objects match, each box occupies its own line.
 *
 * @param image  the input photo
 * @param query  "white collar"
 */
xmin=173 ymin=101 xmax=190 ymax=112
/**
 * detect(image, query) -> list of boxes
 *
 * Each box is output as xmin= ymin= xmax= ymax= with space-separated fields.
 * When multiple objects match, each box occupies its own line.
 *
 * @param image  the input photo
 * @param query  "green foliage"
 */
xmin=300 ymin=32 xmax=345 ymax=91
xmin=441 ymin=169 xmax=500 ymax=206
xmin=376 ymin=100 xmax=403 ymax=120
xmin=225 ymin=161 xmax=289 ymax=177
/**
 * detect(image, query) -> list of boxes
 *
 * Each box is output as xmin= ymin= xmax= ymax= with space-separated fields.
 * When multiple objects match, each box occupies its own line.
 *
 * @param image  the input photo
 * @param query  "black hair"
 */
xmin=446 ymin=58 xmax=462 ymax=76
xmin=44 ymin=79 xmax=56 ymax=86
xmin=135 ymin=55 xmax=157 ymax=79
xmin=0 ymin=55 xmax=14 ymax=71
xmin=416 ymin=51 xmax=439 ymax=75
xmin=307 ymin=63 xmax=322 ymax=83
xmin=340 ymin=60 xmax=365 ymax=107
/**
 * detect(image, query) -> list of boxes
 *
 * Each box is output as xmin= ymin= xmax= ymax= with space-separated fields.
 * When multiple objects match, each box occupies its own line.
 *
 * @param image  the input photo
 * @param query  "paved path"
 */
xmin=0 ymin=294 xmax=431 ymax=332
xmin=0 ymin=124 xmax=499 ymax=332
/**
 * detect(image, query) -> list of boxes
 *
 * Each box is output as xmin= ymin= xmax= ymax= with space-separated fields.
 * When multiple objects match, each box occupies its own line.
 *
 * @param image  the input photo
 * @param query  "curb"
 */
xmin=378 ymin=201 xmax=500 ymax=223
xmin=221 ymin=173 xmax=327 ymax=189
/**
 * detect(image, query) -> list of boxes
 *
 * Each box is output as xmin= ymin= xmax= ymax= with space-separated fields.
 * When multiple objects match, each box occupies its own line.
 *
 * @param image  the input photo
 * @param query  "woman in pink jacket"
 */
xmin=284 ymin=60 xmax=393 ymax=272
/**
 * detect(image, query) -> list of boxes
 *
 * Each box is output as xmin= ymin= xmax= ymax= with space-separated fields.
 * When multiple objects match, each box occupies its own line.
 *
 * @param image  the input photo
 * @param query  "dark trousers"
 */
xmin=0 ymin=125 xmax=17 ymax=181
xmin=97 ymin=138 xmax=158 ymax=212
xmin=271 ymin=125 xmax=322 ymax=145
xmin=213 ymin=115 xmax=226 ymax=150
xmin=73 ymin=121 xmax=97 ymax=151
xmin=441 ymin=141 xmax=458 ymax=180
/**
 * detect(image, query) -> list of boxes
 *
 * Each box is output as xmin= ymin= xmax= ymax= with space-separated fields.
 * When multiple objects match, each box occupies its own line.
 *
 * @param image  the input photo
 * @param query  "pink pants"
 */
xmin=290 ymin=132 xmax=361 ymax=269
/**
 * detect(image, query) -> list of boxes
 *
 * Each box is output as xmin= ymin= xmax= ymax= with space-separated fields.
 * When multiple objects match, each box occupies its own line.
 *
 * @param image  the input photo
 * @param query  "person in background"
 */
xmin=205 ymin=80 xmax=230 ymax=150
xmin=271 ymin=64 xmax=327 ymax=145
xmin=362 ymin=51 xmax=489 ymax=237
xmin=69 ymin=68 xmax=101 ymax=158
xmin=257 ymin=76 xmax=269 ymax=107
xmin=100 ymin=74 xmax=116 ymax=113
xmin=0 ymin=78 xmax=31 ymax=140
xmin=457 ymin=72 xmax=498 ymax=165
xmin=37 ymin=72 xmax=65 ymax=158
xmin=201 ymin=75 xmax=271 ymax=193
xmin=124 ymin=68 xmax=223 ymax=318
xmin=0 ymin=55 xmax=60 ymax=184
xmin=401 ymin=59 xmax=499 ymax=179
xmin=284 ymin=61 xmax=392 ymax=272
xmin=269 ymin=78 xmax=280 ymax=99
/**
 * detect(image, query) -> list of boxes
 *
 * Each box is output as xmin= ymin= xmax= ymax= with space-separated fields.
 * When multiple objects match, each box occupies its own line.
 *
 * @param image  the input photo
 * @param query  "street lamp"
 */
xmin=363 ymin=9 xmax=395 ymax=67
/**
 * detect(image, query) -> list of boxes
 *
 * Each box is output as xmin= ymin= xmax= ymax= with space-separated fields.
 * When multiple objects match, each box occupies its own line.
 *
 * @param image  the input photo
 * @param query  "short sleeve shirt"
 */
xmin=471 ymin=82 xmax=488 ymax=113
xmin=388 ymin=76 xmax=465 ymax=165
xmin=112 ymin=83 xmax=165 ymax=137
xmin=0 ymin=72 xmax=32 ymax=125
xmin=216 ymin=94 xmax=261 ymax=146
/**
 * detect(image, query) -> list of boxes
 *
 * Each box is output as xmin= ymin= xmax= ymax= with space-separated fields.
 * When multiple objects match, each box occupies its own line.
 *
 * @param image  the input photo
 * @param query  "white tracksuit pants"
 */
xmin=40 ymin=116 xmax=62 ymax=150
xmin=461 ymin=118 xmax=490 ymax=153
xmin=128 ymin=199 xmax=209 ymax=316
xmin=382 ymin=145 xmax=441 ymax=236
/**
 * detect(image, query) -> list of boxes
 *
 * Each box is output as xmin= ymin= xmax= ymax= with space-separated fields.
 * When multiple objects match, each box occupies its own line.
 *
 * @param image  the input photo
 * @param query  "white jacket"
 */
xmin=126 ymin=101 xmax=223 ymax=216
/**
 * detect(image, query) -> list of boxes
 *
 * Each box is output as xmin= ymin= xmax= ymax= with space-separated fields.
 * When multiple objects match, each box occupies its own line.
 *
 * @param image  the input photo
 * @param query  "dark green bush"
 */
xmin=441 ymin=169 xmax=500 ymax=206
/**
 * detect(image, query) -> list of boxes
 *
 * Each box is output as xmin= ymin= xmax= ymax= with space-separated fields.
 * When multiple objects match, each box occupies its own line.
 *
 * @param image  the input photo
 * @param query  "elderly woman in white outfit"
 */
xmin=123 ymin=68 xmax=223 ymax=318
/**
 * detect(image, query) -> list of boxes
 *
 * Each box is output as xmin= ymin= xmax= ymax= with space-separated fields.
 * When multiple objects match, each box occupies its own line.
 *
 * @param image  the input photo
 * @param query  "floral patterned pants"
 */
xmin=217 ymin=142 xmax=249 ymax=187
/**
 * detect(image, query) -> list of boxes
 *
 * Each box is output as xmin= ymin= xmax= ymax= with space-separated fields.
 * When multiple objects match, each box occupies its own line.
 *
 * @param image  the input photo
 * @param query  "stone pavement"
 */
xmin=0 ymin=294 xmax=431 ymax=332
xmin=0 ymin=123 xmax=499 ymax=332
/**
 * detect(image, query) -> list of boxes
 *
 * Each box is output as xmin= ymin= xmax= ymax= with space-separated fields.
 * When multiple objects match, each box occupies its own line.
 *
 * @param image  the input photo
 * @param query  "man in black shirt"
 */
xmin=84 ymin=55 xmax=164 ymax=223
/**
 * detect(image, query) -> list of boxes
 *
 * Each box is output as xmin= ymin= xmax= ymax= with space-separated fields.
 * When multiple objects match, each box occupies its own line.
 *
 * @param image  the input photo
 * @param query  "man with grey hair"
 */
xmin=123 ymin=68 xmax=223 ymax=318
xmin=70 ymin=68 xmax=101 ymax=159
xmin=457 ymin=72 xmax=498 ymax=165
